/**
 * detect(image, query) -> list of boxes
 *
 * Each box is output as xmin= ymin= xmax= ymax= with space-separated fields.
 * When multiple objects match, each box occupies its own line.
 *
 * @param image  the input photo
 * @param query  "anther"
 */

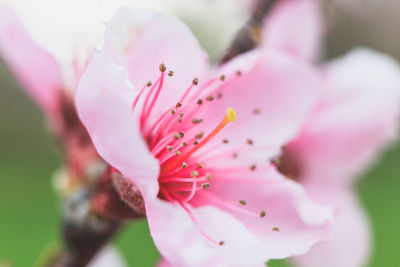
xmin=217 ymin=92 xmax=223 ymax=99
xmin=196 ymin=132 xmax=204 ymax=139
xmin=272 ymin=227 xmax=280 ymax=232
xmin=176 ymin=102 xmax=182 ymax=108
xmin=178 ymin=118 xmax=183 ymax=123
xmin=171 ymin=109 xmax=176 ymax=115
xmin=219 ymin=75 xmax=225 ymax=81
xmin=247 ymin=139 xmax=254 ymax=145
xmin=168 ymin=70 xmax=174 ymax=76
xmin=223 ymin=139 xmax=229 ymax=144
xmin=239 ymin=199 xmax=247 ymax=206
xmin=206 ymin=95 xmax=214 ymax=101
xmin=260 ymin=210 xmax=266 ymax=218
xmin=253 ymin=108 xmax=260 ymax=115
xmin=236 ymin=70 xmax=242 ymax=76
xmin=159 ymin=63 xmax=166 ymax=72
xmin=206 ymin=173 xmax=212 ymax=180
xmin=175 ymin=151 xmax=181 ymax=156
xmin=182 ymin=162 xmax=188 ymax=168
xmin=166 ymin=146 xmax=173 ymax=151
xmin=193 ymin=141 xmax=199 ymax=145
xmin=146 ymin=81 xmax=152 ymax=87
xmin=197 ymin=99 xmax=203 ymax=105
xmin=232 ymin=153 xmax=238 ymax=158
xmin=250 ymin=164 xmax=257 ymax=171
xmin=179 ymin=113 xmax=184 ymax=118
xmin=191 ymin=171 xmax=199 ymax=177
xmin=173 ymin=132 xmax=180 ymax=140
xmin=192 ymin=78 xmax=199 ymax=85
xmin=179 ymin=131 xmax=185 ymax=138
xmin=201 ymin=183 xmax=210 ymax=189
xmin=182 ymin=142 xmax=187 ymax=147
xmin=192 ymin=118 xmax=203 ymax=124
xmin=219 ymin=241 xmax=225 ymax=246
xmin=197 ymin=162 xmax=204 ymax=168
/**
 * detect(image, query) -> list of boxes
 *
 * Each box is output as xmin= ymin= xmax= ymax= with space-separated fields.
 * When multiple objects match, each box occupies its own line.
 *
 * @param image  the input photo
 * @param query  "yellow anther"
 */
xmin=226 ymin=108 xmax=236 ymax=122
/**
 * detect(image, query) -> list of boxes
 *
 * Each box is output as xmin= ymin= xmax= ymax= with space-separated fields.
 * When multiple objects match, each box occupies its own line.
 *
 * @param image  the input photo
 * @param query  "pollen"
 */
xmin=239 ymin=199 xmax=247 ymax=206
xmin=226 ymin=108 xmax=236 ymax=122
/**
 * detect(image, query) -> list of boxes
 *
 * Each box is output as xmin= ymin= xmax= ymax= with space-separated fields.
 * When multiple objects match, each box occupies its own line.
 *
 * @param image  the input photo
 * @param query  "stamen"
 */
xmin=168 ymin=70 xmax=174 ymax=76
xmin=197 ymin=99 xmax=203 ymax=105
xmin=161 ymin=108 xmax=236 ymax=175
xmin=260 ymin=210 xmax=266 ymax=218
xmin=159 ymin=63 xmax=166 ymax=72
xmin=272 ymin=227 xmax=280 ymax=232
xmin=239 ymin=200 xmax=247 ymax=206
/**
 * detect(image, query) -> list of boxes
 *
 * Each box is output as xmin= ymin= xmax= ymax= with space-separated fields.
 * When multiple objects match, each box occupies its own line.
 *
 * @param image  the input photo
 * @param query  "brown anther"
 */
xmin=146 ymin=81 xmax=152 ymax=87
xmin=192 ymin=118 xmax=203 ymax=124
xmin=168 ymin=70 xmax=174 ymax=76
xmin=219 ymin=241 xmax=225 ymax=246
xmin=196 ymin=132 xmax=204 ymax=139
xmin=217 ymin=92 xmax=223 ymax=99
xmin=197 ymin=162 xmax=204 ymax=168
xmin=166 ymin=145 xmax=173 ymax=151
xmin=236 ymin=70 xmax=242 ymax=76
xmin=182 ymin=162 xmax=188 ymax=168
xmin=179 ymin=131 xmax=185 ymax=138
xmin=178 ymin=118 xmax=183 ymax=123
xmin=192 ymin=78 xmax=199 ymax=85
xmin=171 ymin=109 xmax=176 ymax=115
xmin=222 ymin=139 xmax=229 ymax=144
xmin=176 ymin=102 xmax=182 ymax=108
xmin=182 ymin=142 xmax=187 ymax=147
xmin=272 ymin=227 xmax=280 ymax=232
xmin=191 ymin=170 xmax=199 ymax=177
xmin=219 ymin=75 xmax=226 ymax=81
xmin=179 ymin=112 xmax=184 ymax=118
xmin=253 ymin=108 xmax=260 ymax=115
xmin=201 ymin=183 xmax=210 ymax=190
xmin=194 ymin=141 xmax=199 ymax=145
xmin=247 ymin=139 xmax=254 ymax=145
xmin=197 ymin=99 xmax=203 ymax=105
xmin=232 ymin=152 xmax=238 ymax=158
xmin=206 ymin=173 xmax=212 ymax=180
xmin=159 ymin=63 xmax=166 ymax=72
xmin=173 ymin=132 xmax=180 ymax=140
xmin=250 ymin=164 xmax=257 ymax=171
xmin=239 ymin=199 xmax=247 ymax=206
xmin=206 ymin=95 xmax=214 ymax=101
xmin=175 ymin=151 xmax=181 ymax=156
xmin=260 ymin=210 xmax=266 ymax=218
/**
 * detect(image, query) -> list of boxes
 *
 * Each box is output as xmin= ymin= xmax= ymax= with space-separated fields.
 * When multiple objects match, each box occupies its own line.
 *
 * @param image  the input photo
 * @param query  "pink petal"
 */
xmin=0 ymin=6 xmax=62 ymax=115
xmin=88 ymin=246 xmax=127 ymax=267
xmin=146 ymin=197 xmax=269 ymax=267
xmin=194 ymin=50 xmax=320 ymax=157
xmin=261 ymin=0 xmax=323 ymax=62
xmin=293 ymin=189 xmax=371 ymax=267
xmin=193 ymin=168 xmax=332 ymax=260
xmin=288 ymin=49 xmax=400 ymax=187
xmin=104 ymin=7 xmax=208 ymax=123
xmin=75 ymin=50 xmax=159 ymax=198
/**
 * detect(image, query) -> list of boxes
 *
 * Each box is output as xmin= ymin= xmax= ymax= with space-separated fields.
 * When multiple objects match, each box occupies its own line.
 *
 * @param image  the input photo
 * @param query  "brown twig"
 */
xmin=220 ymin=0 xmax=279 ymax=63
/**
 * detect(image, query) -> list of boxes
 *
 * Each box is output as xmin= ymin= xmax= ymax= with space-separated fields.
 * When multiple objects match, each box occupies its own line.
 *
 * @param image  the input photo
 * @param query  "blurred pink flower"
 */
xmin=76 ymin=7 xmax=332 ymax=267
xmin=261 ymin=1 xmax=400 ymax=267
xmin=0 ymin=5 xmax=97 ymax=179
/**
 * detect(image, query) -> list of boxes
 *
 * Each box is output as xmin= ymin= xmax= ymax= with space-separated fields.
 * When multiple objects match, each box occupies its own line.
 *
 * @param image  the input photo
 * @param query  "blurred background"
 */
xmin=1 ymin=0 xmax=400 ymax=266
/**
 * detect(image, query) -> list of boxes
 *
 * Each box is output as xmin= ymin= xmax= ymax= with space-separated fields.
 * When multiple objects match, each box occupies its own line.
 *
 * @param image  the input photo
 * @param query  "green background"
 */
xmin=1 ymin=5 xmax=400 ymax=267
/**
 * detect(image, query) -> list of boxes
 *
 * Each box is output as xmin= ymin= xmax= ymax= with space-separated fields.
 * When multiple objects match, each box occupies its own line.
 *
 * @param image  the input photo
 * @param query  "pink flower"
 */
xmin=0 ymin=5 xmax=98 ymax=178
xmin=76 ymin=7 xmax=332 ymax=267
xmin=261 ymin=1 xmax=400 ymax=267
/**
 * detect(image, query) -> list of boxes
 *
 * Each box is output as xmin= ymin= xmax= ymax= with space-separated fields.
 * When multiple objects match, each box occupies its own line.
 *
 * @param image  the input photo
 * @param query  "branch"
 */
xmin=220 ymin=0 xmax=279 ymax=63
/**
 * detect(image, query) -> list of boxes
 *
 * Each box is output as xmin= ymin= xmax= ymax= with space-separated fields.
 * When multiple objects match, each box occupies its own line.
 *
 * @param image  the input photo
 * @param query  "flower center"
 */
xmin=131 ymin=64 xmax=238 ymax=204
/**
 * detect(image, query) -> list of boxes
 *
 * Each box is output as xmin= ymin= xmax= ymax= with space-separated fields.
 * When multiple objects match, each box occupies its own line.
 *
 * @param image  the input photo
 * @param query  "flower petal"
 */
xmin=192 ymin=50 xmax=319 ymax=157
xmin=0 ymin=5 xmax=62 ymax=115
xmin=88 ymin=246 xmax=127 ymax=267
xmin=261 ymin=0 xmax=323 ymax=61
xmin=287 ymin=48 xmax=400 ymax=187
xmin=104 ymin=7 xmax=208 ymax=122
xmin=146 ymin=197 xmax=268 ymax=267
xmin=193 ymin=168 xmax=332 ymax=259
xmin=75 ymin=50 xmax=159 ymax=198
xmin=292 ymin=189 xmax=371 ymax=267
